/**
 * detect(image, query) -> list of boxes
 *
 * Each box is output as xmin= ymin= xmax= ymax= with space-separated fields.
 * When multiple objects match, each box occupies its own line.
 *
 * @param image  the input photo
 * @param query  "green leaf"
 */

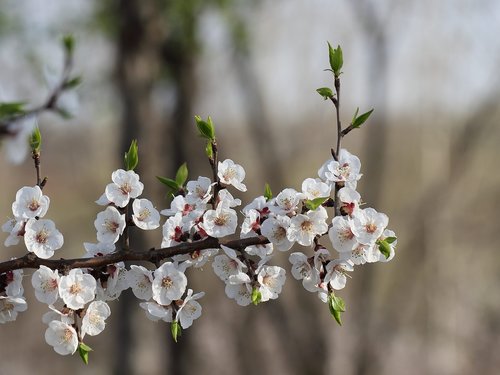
xmin=316 ymin=87 xmax=333 ymax=100
xmin=385 ymin=236 xmax=397 ymax=244
xmin=171 ymin=320 xmax=181 ymax=342
xmin=377 ymin=239 xmax=392 ymax=259
xmin=351 ymin=107 xmax=359 ymax=124
xmin=264 ymin=183 xmax=273 ymax=201
xmin=0 ymin=102 xmax=26 ymax=118
xmin=205 ymin=141 xmax=213 ymax=159
xmin=305 ymin=197 xmax=327 ymax=211
xmin=328 ymin=42 xmax=343 ymax=76
xmin=62 ymin=34 xmax=75 ymax=55
xmin=195 ymin=115 xmax=215 ymax=140
xmin=327 ymin=293 xmax=346 ymax=326
xmin=156 ymin=176 xmax=180 ymax=191
xmin=29 ymin=126 xmax=42 ymax=152
xmin=124 ymin=139 xmax=139 ymax=171
xmin=77 ymin=342 xmax=93 ymax=365
xmin=251 ymin=287 xmax=262 ymax=306
xmin=175 ymin=163 xmax=188 ymax=187
xmin=64 ymin=76 xmax=82 ymax=89
xmin=352 ymin=109 xmax=374 ymax=129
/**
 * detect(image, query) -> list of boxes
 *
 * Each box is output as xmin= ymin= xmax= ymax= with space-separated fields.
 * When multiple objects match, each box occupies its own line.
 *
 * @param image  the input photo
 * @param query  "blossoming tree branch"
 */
xmin=0 ymin=37 xmax=397 ymax=363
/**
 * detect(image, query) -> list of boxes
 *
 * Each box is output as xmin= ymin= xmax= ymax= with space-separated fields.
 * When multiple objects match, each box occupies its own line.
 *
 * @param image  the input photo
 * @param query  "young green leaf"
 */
xmin=195 ymin=115 xmax=215 ymax=140
xmin=251 ymin=287 xmax=262 ymax=306
xmin=78 ymin=342 xmax=93 ymax=365
xmin=0 ymin=102 xmax=26 ymax=118
xmin=29 ymin=126 xmax=42 ymax=153
xmin=316 ymin=87 xmax=334 ymax=100
xmin=62 ymin=34 xmax=75 ymax=55
xmin=328 ymin=42 xmax=343 ymax=76
xmin=156 ymin=176 xmax=180 ymax=191
xmin=171 ymin=320 xmax=181 ymax=342
xmin=351 ymin=107 xmax=360 ymax=124
xmin=63 ymin=76 xmax=82 ymax=89
xmin=328 ymin=293 xmax=346 ymax=326
xmin=175 ymin=163 xmax=188 ymax=187
xmin=352 ymin=109 xmax=374 ymax=129
xmin=124 ymin=139 xmax=139 ymax=170
xmin=385 ymin=236 xmax=397 ymax=244
xmin=264 ymin=183 xmax=273 ymax=201
xmin=377 ymin=239 xmax=392 ymax=259
xmin=305 ymin=197 xmax=327 ymax=211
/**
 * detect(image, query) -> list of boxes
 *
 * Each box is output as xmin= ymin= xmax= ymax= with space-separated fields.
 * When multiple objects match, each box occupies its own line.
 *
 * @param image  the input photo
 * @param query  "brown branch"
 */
xmin=0 ymin=235 xmax=269 ymax=274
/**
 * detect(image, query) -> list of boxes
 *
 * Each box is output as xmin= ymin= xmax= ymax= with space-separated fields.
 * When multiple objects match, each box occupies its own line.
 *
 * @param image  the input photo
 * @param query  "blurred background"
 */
xmin=1 ymin=0 xmax=500 ymax=374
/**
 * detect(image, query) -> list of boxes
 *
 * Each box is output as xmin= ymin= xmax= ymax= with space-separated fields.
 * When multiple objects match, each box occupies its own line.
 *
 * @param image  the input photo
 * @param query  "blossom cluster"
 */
xmin=1 ymin=144 xmax=396 ymax=359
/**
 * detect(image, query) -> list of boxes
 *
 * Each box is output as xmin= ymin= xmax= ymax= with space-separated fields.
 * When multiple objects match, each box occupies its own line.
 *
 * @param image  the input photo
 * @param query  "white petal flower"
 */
xmin=242 ymin=196 xmax=270 ymax=216
xmin=301 ymin=178 xmax=331 ymax=200
xmin=185 ymin=176 xmax=213 ymax=204
xmin=339 ymin=242 xmax=377 ymax=265
xmin=218 ymin=159 xmax=247 ymax=192
xmin=81 ymin=301 xmax=111 ymax=337
xmin=258 ymin=266 xmax=286 ymax=302
xmin=289 ymin=252 xmax=320 ymax=292
xmin=96 ymin=264 xmax=129 ymax=301
xmin=139 ymin=301 xmax=173 ymax=322
xmin=44 ymin=320 xmax=78 ymax=355
xmin=24 ymin=218 xmax=64 ymax=259
xmin=94 ymin=206 xmax=126 ymax=244
xmin=2 ymin=218 xmax=23 ymax=247
xmin=58 ymin=269 xmax=96 ymax=310
xmin=324 ymin=260 xmax=354 ymax=290
xmin=200 ymin=206 xmax=238 ymax=238
xmin=0 ymin=295 xmax=27 ymax=323
xmin=241 ymin=209 xmax=260 ymax=236
xmin=132 ymin=198 xmax=160 ymax=230
xmin=377 ymin=229 xmax=397 ymax=263
xmin=95 ymin=192 xmax=110 ymax=206
xmin=329 ymin=216 xmax=358 ymax=253
xmin=3 ymin=269 xmax=24 ymax=297
xmin=261 ymin=215 xmax=293 ymax=252
xmin=152 ymin=262 xmax=187 ymax=305
xmin=351 ymin=208 xmax=388 ymax=245
xmin=217 ymin=189 xmax=241 ymax=208
xmin=32 ymin=266 xmax=59 ymax=305
xmin=126 ymin=265 xmax=153 ymax=300
xmin=318 ymin=149 xmax=362 ymax=189
xmin=173 ymin=248 xmax=219 ymax=269
xmin=338 ymin=187 xmax=361 ymax=216
xmin=176 ymin=289 xmax=205 ymax=329
xmin=245 ymin=243 xmax=273 ymax=259
xmin=271 ymin=188 xmax=303 ymax=215
xmin=160 ymin=195 xmax=190 ymax=217
xmin=224 ymin=274 xmax=252 ymax=306
xmin=42 ymin=305 xmax=74 ymax=325
xmin=105 ymin=169 xmax=144 ymax=207
xmin=161 ymin=212 xmax=184 ymax=248
xmin=212 ymin=245 xmax=247 ymax=282
xmin=287 ymin=208 xmax=328 ymax=247
xmin=12 ymin=186 xmax=50 ymax=219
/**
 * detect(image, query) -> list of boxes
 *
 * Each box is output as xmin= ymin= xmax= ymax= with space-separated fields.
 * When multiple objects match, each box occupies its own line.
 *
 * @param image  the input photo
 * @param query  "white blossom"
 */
xmin=127 ymin=265 xmax=153 ymax=300
xmin=257 ymin=266 xmax=286 ymax=302
xmin=261 ymin=215 xmax=293 ymax=252
xmin=324 ymin=260 xmax=354 ymax=290
xmin=2 ymin=218 xmax=23 ymax=247
xmin=287 ymin=207 xmax=328 ymax=246
xmin=81 ymin=300 xmax=111 ymax=337
xmin=351 ymin=207 xmax=388 ymax=245
xmin=271 ymin=188 xmax=303 ymax=215
xmin=12 ymin=186 xmax=50 ymax=219
xmin=224 ymin=273 xmax=252 ymax=306
xmin=212 ymin=245 xmax=247 ymax=282
xmin=161 ymin=212 xmax=184 ymax=248
xmin=152 ymin=262 xmax=187 ymax=305
xmin=200 ymin=206 xmax=238 ymax=238
xmin=176 ymin=289 xmax=205 ymax=329
xmin=173 ymin=248 xmax=219 ymax=269
xmin=328 ymin=216 xmax=358 ymax=253
xmin=32 ymin=266 xmax=59 ymax=305
xmin=0 ymin=295 xmax=27 ymax=323
xmin=218 ymin=159 xmax=247 ymax=192
xmin=241 ymin=209 xmax=260 ymax=236
xmin=24 ymin=218 xmax=64 ymax=259
xmin=338 ymin=187 xmax=361 ymax=216
xmin=83 ymin=242 xmax=115 ymax=257
xmin=301 ymin=178 xmax=331 ymax=200
xmin=105 ymin=169 xmax=144 ymax=207
xmin=58 ymin=269 xmax=96 ymax=310
xmin=217 ymin=189 xmax=242 ymax=208
xmin=94 ymin=206 xmax=126 ymax=244
xmin=289 ymin=252 xmax=320 ymax=292
xmin=132 ymin=198 xmax=160 ymax=230
xmin=44 ymin=320 xmax=78 ymax=355
xmin=318 ymin=149 xmax=362 ymax=189
xmin=185 ymin=176 xmax=212 ymax=205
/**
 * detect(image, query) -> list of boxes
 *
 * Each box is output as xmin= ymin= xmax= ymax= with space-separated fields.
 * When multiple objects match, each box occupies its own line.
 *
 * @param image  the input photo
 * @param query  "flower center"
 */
xmin=137 ymin=208 xmax=150 ymax=221
xmin=35 ymin=229 xmax=49 ymax=244
xmin=365 ymin=222 xmax=377 ymax=233
xmin=301 ymin=220 xmax=313 ymax=232
xmin=28 ymin=198 xmax=40 ymax=212
xmin=214 ymin=214 xmax=228 ymax=226
xmin=63 ymin=328 xmax=74 ymax=342
xmin=274 ymin=226 xmax=287 ymax=241
xmin=120 ymin=182 xmax=132 ymax=195
xmin=69 ymin=283 xmax=82 ymax=295
xmin=105 ymin=220 xmax=120 ymax=233
xmin=161 ymin=276 xmax=173 ymax=289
